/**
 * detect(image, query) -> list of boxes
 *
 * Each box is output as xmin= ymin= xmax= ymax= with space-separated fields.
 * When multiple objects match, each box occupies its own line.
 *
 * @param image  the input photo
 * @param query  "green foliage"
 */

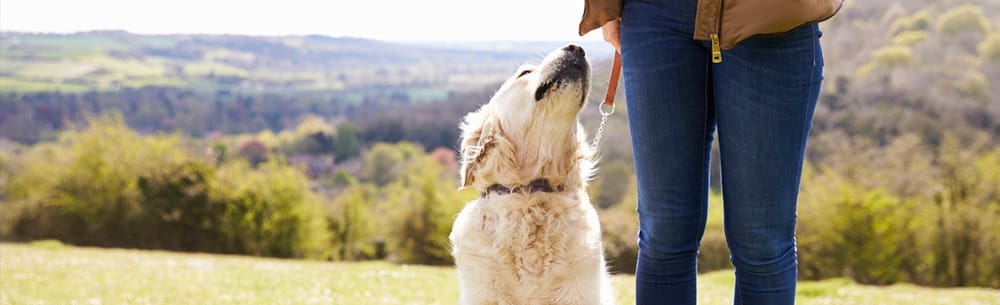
xmin=137 ymin=161 xmax=224 ymax=251
xmin=953 ymin=71 xmax=990 ymax=101
xmin=332 ymin=123 xmax=361 ymax=161
xmin=936 ymin=5 xmax=991 ymax=35
xmin=327 ymin=183 xmax=380 ymax=260
xmin=212 ymin=159 xmax=330 ymax=258
xmin=362 ymin=142 xmax=423 ymax=186
xmin=924 ymin=135 xmax=1000 ymax=287
xmin=893 ymin=30 xmax=928 ymax=46
xmin=978 ymin=33 xmax=1000 ymax=61
xmin=383 ymin=156 xmax=471 ymax=265
xmin=698 ymin=190 xmax=731 ymax=273
xmin=889 ymin=11 xmax=932 ymax=35
xmin=3 ymin=113 xmax=330 ymax=259
xmin=856 ymin=46 xmax=915 ymax=77
xmin=589 ymin=161 xmax=634 ymax=209
xmin=599 ymin=177 xmax=731 ymax=275
xmin=871 ymin=45 xmax=916 ymax=67
xmin=798 ymin=177 xmax=913 ymax=284
xmin=797 ymin=134 xmax=1000 ymax=288
xmin=599 ymin=178 xmax=639 ymax=274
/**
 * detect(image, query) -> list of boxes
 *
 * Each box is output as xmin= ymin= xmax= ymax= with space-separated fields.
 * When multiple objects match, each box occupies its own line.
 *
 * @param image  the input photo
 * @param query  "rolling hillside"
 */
xmin=0 ymin=31 xmax=614 ymax=94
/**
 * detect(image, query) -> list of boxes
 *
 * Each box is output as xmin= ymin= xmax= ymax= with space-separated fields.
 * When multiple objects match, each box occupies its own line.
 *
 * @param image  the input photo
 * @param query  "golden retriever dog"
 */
xmin=449 ymin=45 xmax=614 ymax=305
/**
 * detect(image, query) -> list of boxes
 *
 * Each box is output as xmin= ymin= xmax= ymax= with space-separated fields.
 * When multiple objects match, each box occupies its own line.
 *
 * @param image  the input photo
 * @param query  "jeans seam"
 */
xmin=698 ymin=57 xmax=711 ymax=256
xmin=795 ymin=25 xmax=818 ymax=198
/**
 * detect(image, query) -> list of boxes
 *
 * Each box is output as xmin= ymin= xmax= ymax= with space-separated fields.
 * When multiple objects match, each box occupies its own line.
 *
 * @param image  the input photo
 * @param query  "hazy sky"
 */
xmin=0 ymin=0 xmax=605 ymax=42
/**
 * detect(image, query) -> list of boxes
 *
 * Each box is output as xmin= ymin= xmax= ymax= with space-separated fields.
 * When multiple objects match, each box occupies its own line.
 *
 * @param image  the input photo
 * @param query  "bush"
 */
xmin=136 ymin=161 xmax=225 ymax=252
xmin=893 ymin=31 xmax=928 ymax=46
xmin=798 ymin=176 xmax=913 ymax=284
xmin=384 ymin=156 xmax=471 ymax=265
xmin=588 ymin=160 xmax=634 ymax=209
xmin=871 ymin=46 xmax=916 ymax=67
xmin=599 ymin=193 xmax=638 ymax=274
xmin=936 ymin=5 xmax=991 ymax=35
xmin=5 ymin=113 xmax=180 ymax=247
xmin=327 ymin=182 xmax=380 ymax=260
xmin=598 ymin=178 xmax=730 ymax=274
xmin=978 ymin=34 xmax=1000 ymax=61
xmin=856 ymin=46 xmax=915 ymax=77
xmin=2 ymin=113 xmax=331 ymax=259
xmin=797 ymin=135 xmax=1000 ymax=288
xmin=889 ymin=11 xmax=931 ymax=35
xmin=212 ymin=159 xmax=330 ymax=258
xmin=362 ymin=142 xmax=424 ymax=187
xmin=953 ymin=71 xmax=990 ymax=101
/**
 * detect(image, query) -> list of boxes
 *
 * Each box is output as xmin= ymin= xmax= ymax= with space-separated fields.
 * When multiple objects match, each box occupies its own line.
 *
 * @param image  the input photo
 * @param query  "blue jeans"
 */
xmin=620 ymin=0 xmax=824 ymax=304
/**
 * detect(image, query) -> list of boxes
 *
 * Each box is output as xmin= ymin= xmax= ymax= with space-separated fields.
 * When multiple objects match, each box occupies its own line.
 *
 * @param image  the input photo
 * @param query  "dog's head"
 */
xmin=459 ymin=45 xmax=593 ymax=189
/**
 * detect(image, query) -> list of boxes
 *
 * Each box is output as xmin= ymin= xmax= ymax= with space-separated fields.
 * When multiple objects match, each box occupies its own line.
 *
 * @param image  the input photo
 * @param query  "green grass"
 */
xmin=183 ymin=62 xmax=250 ymax=77
xmin=0 ymin=78 xmax=91 ymax=93
xmin=1 ymin=242 xmax=997 ymax=305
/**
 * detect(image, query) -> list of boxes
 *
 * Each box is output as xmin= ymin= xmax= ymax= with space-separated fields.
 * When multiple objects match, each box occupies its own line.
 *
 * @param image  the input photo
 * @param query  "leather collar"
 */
xmin=481 ymin=178 xmax=565 ymax=198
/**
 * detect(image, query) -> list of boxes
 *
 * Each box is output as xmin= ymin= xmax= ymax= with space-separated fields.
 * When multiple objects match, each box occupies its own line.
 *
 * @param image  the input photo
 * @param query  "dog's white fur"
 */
xmin=450 ymin=46 xmax=614 ymax=305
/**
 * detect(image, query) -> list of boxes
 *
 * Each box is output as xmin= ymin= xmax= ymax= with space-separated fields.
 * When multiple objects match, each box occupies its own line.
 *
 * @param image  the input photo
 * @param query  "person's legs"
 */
xmin=712 ymin=24 xmax=824 ymax=305
xmin=621 ymin=0 xmax=713 ymax=304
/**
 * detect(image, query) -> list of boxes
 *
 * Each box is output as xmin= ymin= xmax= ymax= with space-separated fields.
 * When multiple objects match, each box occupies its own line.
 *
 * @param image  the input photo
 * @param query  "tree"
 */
xmin=332 ymin=123 xmax=360 ymax=161
xmin=384 ymin=156 xmax=471 ymax=265
xmin=936 ymin=5 xmax=991 ymax=35
xmin=328 ymin=183 xmax=379 ymax=260
xmin=237 ymin=139 xmax=269 ymax=167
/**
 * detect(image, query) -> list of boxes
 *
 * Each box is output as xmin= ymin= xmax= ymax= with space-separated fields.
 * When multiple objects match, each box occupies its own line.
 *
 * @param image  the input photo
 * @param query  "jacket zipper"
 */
xmin=711 ymin=0 xmax=724 ymax=64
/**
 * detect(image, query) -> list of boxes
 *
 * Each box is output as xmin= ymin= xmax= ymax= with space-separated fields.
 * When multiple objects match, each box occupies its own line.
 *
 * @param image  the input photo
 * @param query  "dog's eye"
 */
xmin=517 ymin=69 xmax=533 ymax=78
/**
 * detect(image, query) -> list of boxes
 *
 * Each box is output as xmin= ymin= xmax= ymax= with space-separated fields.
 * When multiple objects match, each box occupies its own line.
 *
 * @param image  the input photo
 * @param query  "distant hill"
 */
xmin=0 ymin=31 xmax=615 ymax=95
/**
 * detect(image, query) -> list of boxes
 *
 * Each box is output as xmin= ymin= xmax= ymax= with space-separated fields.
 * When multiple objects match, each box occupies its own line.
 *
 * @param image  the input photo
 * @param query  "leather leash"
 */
xmin=604 ymin=51 xmax=622 ymax=108
xmin=590 ymin=51 xmax=621 ymax=151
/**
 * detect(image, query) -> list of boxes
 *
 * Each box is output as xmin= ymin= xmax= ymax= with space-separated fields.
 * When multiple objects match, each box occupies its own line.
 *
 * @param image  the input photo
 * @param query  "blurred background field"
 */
xmin=3 ymin=241 xmax=998 ymax=305
xmin=1 ymin=0 xmax=999 ymax=302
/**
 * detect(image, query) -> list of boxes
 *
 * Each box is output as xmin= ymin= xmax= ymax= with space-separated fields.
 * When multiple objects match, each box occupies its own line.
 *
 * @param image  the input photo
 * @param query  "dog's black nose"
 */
xmin=562 ymin=44 xmax=585 ymax=57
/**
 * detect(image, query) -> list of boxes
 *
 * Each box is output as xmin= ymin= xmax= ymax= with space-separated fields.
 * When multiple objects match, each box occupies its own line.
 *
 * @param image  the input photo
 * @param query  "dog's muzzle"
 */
xmin=534 ymin=44 xmax=591 ymax=102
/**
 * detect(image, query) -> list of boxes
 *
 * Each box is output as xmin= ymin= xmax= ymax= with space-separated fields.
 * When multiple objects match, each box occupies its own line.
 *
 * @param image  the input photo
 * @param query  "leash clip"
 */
xmin=590 ymin=51 xmax=621 ymax=151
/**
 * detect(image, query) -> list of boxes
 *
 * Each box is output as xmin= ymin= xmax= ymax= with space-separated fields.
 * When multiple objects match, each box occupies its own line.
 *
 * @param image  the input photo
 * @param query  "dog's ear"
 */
xmin=458 ymin=108 xmax=491 ymax=189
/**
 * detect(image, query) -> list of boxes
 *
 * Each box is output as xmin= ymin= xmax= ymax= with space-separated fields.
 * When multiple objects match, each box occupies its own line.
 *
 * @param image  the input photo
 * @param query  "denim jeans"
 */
xmin=620 ymin=0 xmax=824 ymax=304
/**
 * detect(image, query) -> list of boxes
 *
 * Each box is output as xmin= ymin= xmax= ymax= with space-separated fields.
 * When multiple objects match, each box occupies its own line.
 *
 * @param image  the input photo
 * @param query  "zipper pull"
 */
xmin=711 ymin=34 xmax=723 ymax=64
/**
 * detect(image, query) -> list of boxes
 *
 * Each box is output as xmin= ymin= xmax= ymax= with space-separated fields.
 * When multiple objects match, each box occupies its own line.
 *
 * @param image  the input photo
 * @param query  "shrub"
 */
xmin=953 ymin=71 xmax=990 ymax=101
xmin=599 ymin=194 xmax=638 ymax=274
xmin=936 ymin=5 xmax=991 ymax=35
xmin=212 ymin=159 xmax=331 ymax=258
xmin=3 ymin=112 xmax=331 ymax=259
xmin=327 ymin=183 xmax=380 ymax=260
xmin=384 ymin=157 xmax=471 ymax=265
xmin=4 ymin=113 xmax=180 ymax=247
xmin=889 ymin=11 xmax=931 ymax=35
xmin=588 ymin=160 xmax=634 ymax=209
xmin=978 ymin=34 xmax=1000 ymax=61
xmin=893 ymin=30 xmax=928 ymax=46
xmin=598 ymin=178 xmax=730 ymax=274
xmin=136 ymin=161 xmax=225 ymax=252
xmin=871 ymin=45 xmax=915 ymax=67
xmin=362 ymin=142 xmax=423 ymax=186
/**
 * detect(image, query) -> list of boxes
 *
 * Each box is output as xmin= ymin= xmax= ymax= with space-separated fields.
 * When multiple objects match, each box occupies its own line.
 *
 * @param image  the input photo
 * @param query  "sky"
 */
xmin=0 ymin=0 xmax=605 ymax=42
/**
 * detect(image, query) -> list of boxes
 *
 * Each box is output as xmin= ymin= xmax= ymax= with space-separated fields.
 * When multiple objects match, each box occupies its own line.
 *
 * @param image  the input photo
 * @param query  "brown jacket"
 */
xmin=580 ymin=0 xmax=843 ymax=58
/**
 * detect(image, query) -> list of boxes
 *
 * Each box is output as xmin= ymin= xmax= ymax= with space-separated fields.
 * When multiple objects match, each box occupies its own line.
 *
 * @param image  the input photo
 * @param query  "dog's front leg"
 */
xmin=455 ymin=258 xmax=505 ymax=305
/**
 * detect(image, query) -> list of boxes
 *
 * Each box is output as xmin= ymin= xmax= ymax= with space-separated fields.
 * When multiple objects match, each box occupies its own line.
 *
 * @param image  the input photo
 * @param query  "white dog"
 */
xmin=449 ymin=45 xmax=614 ymax=305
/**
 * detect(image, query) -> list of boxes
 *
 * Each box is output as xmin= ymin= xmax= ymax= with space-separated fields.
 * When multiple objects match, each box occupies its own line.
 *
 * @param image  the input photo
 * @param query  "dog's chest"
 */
xmin=481 ymin=197 xmax=587 ymax=280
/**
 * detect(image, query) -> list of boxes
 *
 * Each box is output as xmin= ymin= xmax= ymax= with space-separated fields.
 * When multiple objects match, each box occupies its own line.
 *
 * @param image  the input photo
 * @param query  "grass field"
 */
xmin=1 ymin=242 xmax=997 ymax=305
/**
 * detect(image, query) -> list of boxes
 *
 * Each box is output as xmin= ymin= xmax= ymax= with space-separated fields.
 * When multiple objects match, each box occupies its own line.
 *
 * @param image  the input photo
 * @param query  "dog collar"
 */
xmin=481 ymin=178 xmax=565 ymax=198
